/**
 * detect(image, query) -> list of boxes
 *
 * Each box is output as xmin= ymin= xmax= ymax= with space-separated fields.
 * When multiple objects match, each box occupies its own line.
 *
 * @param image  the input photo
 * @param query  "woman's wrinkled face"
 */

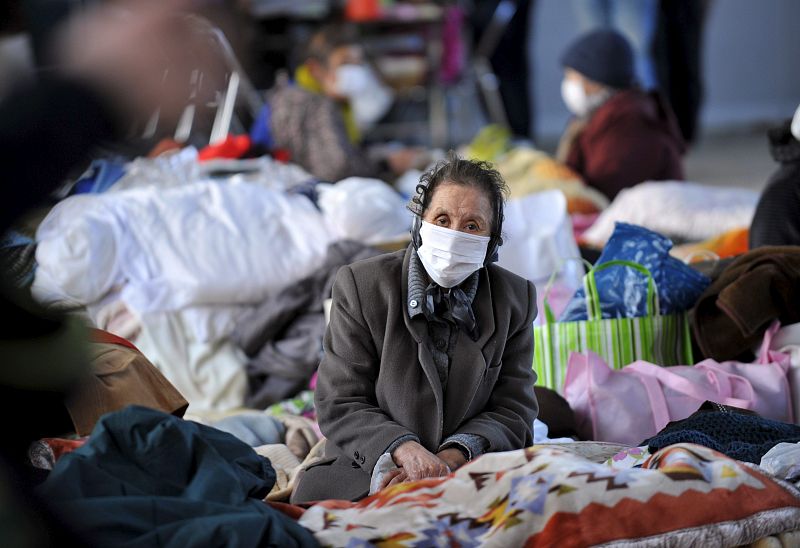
xmin=423 ymin=182 xmax=493 ymax=236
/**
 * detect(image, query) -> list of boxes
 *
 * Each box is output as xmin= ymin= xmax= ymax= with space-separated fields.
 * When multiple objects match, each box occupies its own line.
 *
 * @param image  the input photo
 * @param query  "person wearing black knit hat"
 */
xmin=555 ymin=29 xmax=686 ymax=201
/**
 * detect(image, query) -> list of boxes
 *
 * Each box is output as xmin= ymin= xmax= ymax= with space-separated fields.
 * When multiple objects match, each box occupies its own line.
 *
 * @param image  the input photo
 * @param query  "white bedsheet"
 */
xmin=33 ymin=181 xmax=333 ymax=312
xmin=33 ymin=173 xmax=412 ymax=411
xmin=581 ymin=181 xmax=759 ymax=247
xmin=133 ymin=310 xmax=248 ymax=412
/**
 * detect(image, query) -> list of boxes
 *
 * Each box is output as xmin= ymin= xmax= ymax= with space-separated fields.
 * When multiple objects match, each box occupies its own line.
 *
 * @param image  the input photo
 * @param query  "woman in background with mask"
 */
xmin=556 ymin=29 xmax=685 ymax=200
xmin=291 ymin=155 xmax=538 ymax=503
xmin=255 ymin=24 xmax=428 ymax=182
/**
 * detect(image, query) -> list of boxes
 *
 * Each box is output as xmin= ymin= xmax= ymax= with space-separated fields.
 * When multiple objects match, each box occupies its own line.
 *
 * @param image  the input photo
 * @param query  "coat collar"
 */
xmin=400 ymin=245 xmax=498 ymax=435
xmin=443 ymin=262 xmax=497 ymax=432
xmin=400 ymin=245 xmax=495 ymax=346
xmin=406 ymin=247 xmax=479 ymax=320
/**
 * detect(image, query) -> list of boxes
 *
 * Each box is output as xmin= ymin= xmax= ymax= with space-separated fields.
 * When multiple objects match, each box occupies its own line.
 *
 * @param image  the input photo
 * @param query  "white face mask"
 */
xmin=417 ymin=221 xmax=490 ymax=288
xmin=791 ymin=103 xmax=800 ymax=142
xmin=561 ymin=78 xmax=588 ymax=117
xmin=561 ymin=78 xmax=609 ymax=117
xmin=334 ymin=64 xmax=394 ymax=130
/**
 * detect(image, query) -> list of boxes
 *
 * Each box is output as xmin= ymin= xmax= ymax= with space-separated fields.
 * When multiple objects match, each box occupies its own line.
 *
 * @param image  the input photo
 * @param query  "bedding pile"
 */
xmin=31 ymin=391 xmax=800 ymax=546
xmin=580 ymin=181 xmax=759 ymax=248
xmin=13 ymin=130 xmax=800 ymax=546
xmin=29 ymin=152 xmax=413 ymax=411
xmin=299 ymin=443 xmax=800 ymax=547
xmin=38 ymin=406 xmax=319 ymax=547
xmin=33 ymin=181 xmax=333 ymax=310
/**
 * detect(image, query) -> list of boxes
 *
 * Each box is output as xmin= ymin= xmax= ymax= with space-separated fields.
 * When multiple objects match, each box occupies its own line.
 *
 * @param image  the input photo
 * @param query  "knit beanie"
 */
xmin=561 ymin=29 xmax=635 ymax=89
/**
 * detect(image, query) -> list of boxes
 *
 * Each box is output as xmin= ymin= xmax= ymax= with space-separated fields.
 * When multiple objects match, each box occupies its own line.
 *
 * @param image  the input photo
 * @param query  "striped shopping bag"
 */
xmin=533 ymin=260 xmax=694 ymax=391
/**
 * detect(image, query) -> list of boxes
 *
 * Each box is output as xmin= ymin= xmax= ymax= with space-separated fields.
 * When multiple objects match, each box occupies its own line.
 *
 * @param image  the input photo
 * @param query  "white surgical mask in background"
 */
xmin=417 ymin=221 xmax=490 ymax=288
xmin=561 ymin=78 xmax=588 ymax=117
xmin=791 ymin=103 xmax=800 ymax=141
xmin=334 ymin=64 xmax=394 ymax=130
xmin=561 ymin=78 xmax=610 ymax=118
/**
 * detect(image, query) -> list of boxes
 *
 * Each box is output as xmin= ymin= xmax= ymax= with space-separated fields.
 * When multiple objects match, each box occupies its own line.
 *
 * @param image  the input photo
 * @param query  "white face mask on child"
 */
xmin=417 ymin=221 xmax=490 ymax=288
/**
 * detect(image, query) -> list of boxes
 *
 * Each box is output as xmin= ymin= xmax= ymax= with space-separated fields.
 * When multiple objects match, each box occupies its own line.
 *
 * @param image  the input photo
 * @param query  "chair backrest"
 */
xmin=142 ymin=15 xmax=265 ymax=146
xmin=471 ymin=0 xmax=518 ymax=129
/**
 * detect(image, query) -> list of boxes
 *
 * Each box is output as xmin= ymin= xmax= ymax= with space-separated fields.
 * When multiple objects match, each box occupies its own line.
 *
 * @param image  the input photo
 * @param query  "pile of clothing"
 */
xmin=30 ymin=149 xmax=412 ymax=411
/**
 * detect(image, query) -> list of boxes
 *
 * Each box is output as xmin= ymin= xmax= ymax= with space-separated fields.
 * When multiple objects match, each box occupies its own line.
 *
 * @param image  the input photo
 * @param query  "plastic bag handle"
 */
xmin=635 ymin=368 xmax=673 ymax=433
xmin=584 ymin=260 xmax=660 ymax=321
xmin=758 ymin=320 xmax=782 ymax=364
xmin=682 ymin=249 xmax=720 ymax=266
xmin=624 ymin=361 xmax=755 ymax=410
xmin=541 ymin=257 xmax=593 ymax=325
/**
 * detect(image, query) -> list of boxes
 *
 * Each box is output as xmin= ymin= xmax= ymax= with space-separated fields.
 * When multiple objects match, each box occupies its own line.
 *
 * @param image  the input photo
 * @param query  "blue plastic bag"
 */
xmin=73 ymin=159 xmax=126 ymax=194
xmin=249 ymin=103 xmax=274 ymax=149
xmin=560 ymin=222 xmax=711 ymax=321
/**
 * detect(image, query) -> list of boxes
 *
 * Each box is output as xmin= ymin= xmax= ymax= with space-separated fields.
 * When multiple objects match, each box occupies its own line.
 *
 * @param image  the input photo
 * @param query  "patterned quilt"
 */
xmin=299 ymin=443 xmax=800 ymax=547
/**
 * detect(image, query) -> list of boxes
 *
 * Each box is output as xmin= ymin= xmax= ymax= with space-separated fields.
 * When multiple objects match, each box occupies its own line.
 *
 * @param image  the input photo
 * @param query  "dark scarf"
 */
xmin=422 ymin=283 xmax=479 ymax=341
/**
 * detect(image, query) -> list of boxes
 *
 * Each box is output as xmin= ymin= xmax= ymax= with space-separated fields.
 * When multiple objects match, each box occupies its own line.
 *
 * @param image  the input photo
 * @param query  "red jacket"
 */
xmin=565 ymin=88 xmax=686 ymax=200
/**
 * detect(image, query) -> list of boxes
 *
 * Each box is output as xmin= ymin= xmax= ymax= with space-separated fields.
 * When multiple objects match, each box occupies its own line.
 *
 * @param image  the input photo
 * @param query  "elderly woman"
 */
xmin=292 ymin=156 xmax=538 ymax=503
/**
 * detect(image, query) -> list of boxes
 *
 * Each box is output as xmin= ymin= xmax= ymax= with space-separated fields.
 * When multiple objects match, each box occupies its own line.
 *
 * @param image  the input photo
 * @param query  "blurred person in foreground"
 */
xmin=1 ymin=0 xmax=224 ymax=229
xmin=0 ymin=1 xmax=223 ymax=543
xmin=555 ymin=29 xmax=685 ymax=201
xmin=252 ymin=24 xmax=430 ymax=183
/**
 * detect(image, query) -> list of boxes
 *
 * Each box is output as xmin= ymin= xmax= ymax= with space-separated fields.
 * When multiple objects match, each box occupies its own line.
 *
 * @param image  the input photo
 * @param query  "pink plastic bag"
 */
xmin=564 ymin=322 xmax=793 ymax=445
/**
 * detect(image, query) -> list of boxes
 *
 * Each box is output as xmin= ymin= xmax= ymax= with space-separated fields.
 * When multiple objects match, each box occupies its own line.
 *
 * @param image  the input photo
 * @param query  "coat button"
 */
xmin=354 ymin=451 xmax=360 ymax=460
xmin=409 ymin=299 xmax=419 ymax=308
xmin=435 ymin=339 xmax=447 ymax=350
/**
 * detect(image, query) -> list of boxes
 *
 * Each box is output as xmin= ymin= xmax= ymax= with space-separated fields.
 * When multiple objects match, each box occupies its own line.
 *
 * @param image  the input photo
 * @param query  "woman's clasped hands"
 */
xmin=380 ymin=441 xmax=467 ymax=489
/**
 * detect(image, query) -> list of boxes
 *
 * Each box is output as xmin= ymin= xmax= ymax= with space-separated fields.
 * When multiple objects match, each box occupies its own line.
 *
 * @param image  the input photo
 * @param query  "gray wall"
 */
xmin=530 ymin=0 xmax=800 ymax=141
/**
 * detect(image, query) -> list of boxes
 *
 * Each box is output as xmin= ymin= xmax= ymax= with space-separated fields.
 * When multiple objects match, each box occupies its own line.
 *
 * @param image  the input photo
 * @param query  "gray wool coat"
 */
xmin=291 ymin=245 xmax=538 ymax=503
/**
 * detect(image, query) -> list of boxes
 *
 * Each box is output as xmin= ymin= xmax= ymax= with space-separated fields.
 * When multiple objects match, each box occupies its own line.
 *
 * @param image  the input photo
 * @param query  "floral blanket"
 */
xmin=300 ymin=443 xmax=800 ymax=547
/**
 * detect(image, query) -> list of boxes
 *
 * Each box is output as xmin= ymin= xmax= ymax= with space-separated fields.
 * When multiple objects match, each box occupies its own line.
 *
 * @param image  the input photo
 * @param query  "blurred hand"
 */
xmin=56 ymin=0 xmax=223 ymax=125
xmin=436 ymin=447 xmax=467 ymax=472
xmin=386 ymin=147 xmax=431 ymax=175
xmin=391 ymin=440 xmax=450 ymax=482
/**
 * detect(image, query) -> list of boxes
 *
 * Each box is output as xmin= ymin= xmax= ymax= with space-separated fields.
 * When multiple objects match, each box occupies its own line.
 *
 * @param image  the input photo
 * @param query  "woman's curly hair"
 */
xmin=408 ymin=152 xmax=509 ymax=238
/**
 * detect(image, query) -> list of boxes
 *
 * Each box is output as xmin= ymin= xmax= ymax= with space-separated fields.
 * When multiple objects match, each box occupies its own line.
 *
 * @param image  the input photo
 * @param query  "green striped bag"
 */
xmin=533 ymin=260 xmax=694 ymax=391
